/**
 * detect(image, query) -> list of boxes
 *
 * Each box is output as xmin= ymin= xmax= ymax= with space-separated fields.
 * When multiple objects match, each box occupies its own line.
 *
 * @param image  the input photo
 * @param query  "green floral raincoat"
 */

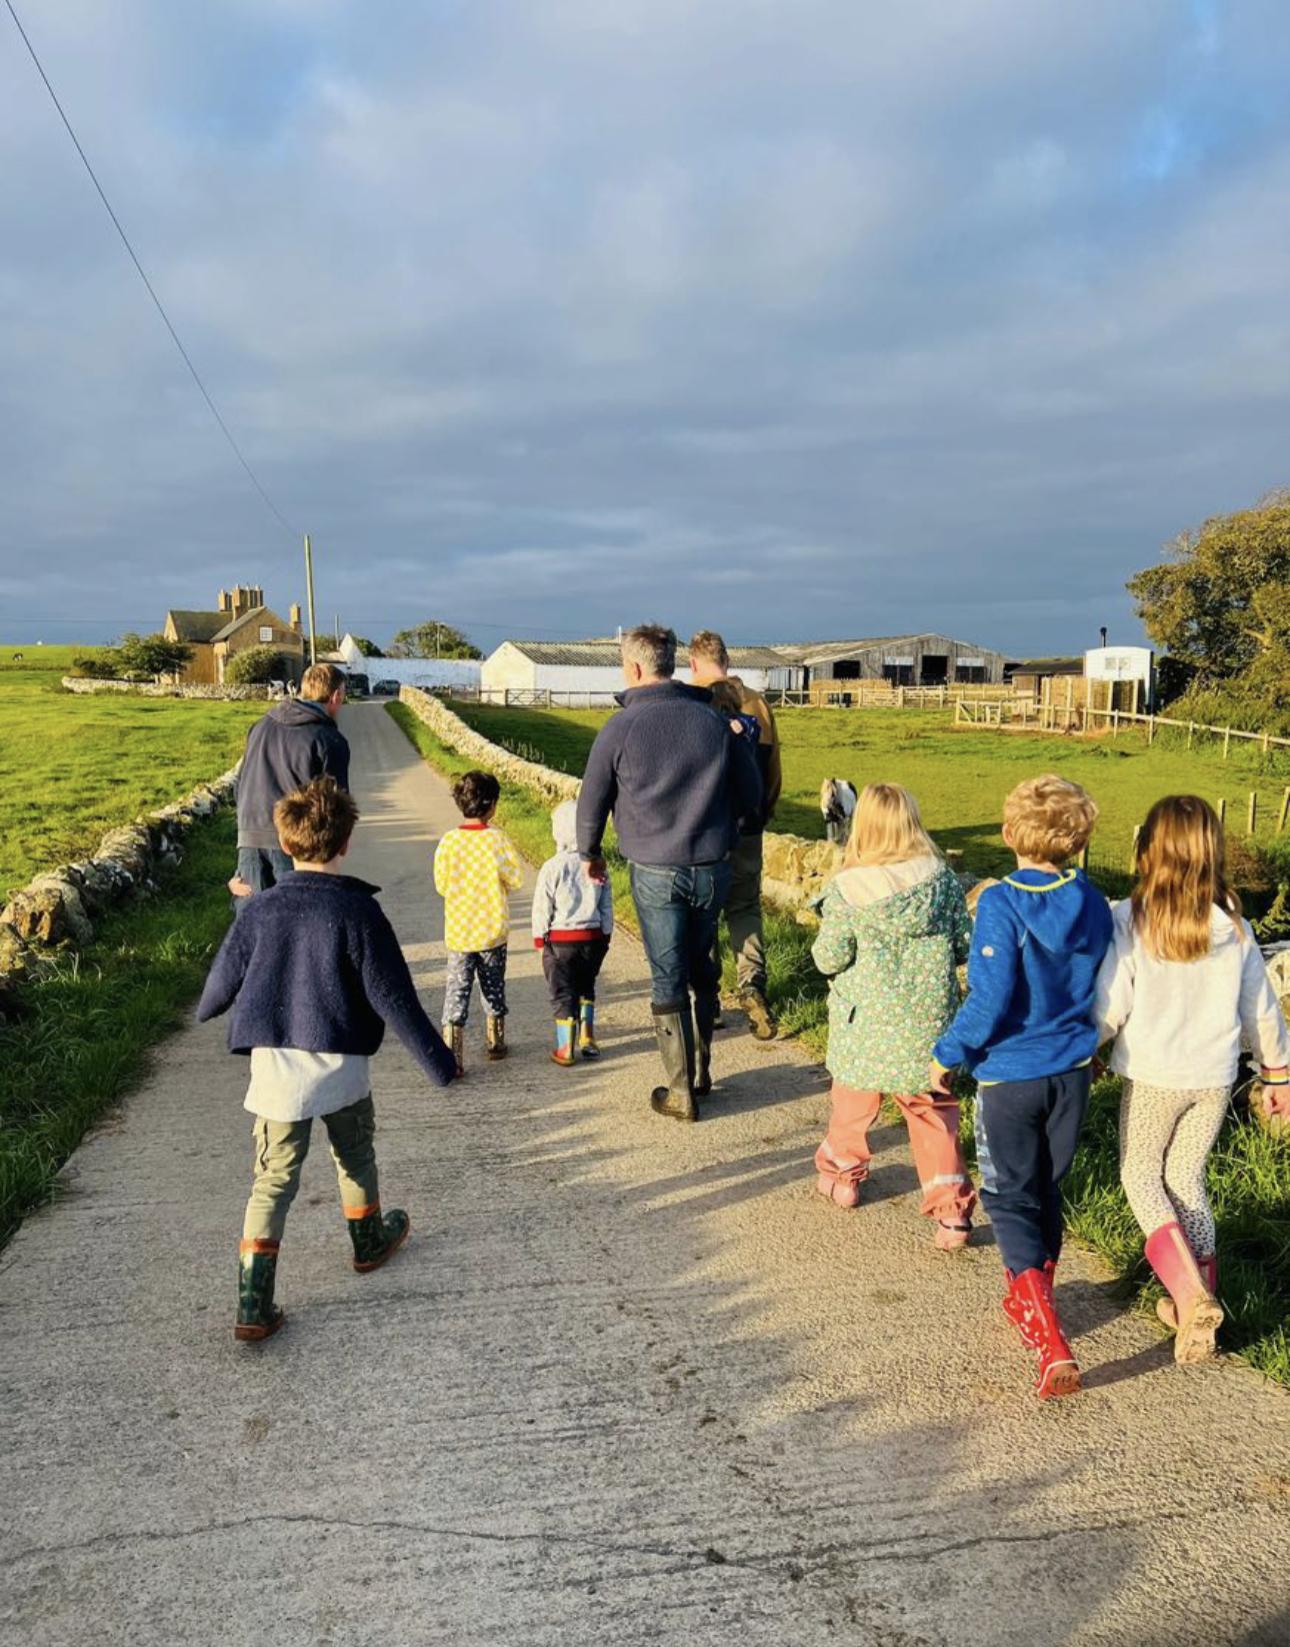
xmin=812 ymin=857 xmax=972 ymax=1094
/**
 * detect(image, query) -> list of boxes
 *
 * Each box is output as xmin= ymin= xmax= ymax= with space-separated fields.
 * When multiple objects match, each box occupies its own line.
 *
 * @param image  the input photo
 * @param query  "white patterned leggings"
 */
xmin=1118 ymin=1080 xmax=1230 ymax=1257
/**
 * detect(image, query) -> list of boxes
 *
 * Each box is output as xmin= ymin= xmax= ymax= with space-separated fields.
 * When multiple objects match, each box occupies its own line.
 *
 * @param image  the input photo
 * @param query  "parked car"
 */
xmin=344 ymin=672 xmax=370 ymax=698
xmin=371 ymin=678 xmax=401 ymax=697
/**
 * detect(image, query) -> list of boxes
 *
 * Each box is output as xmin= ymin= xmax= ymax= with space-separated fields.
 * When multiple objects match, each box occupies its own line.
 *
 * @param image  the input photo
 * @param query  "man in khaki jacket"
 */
xmin=688 ymin=630 xmax=782 ymax=1040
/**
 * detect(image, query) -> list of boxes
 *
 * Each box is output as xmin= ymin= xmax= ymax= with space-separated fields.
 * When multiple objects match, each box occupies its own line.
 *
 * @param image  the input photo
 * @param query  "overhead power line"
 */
xmin=3 ymin=0 xmax=297 ymax=538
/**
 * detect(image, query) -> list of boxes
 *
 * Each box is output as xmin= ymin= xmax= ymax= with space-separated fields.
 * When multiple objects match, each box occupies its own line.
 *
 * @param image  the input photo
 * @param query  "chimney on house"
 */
xmin=218 ymin=589 xmax=232 ymax=614
xmin=289 ymin=603 xmax=302 ymax=633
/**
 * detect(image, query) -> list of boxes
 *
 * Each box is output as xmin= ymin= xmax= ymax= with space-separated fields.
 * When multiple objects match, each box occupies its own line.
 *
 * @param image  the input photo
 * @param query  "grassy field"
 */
xmin=0 ymin=645 xmax=262 ymax=895
xmin=0 ymin=811 xmax=239 ymax=1240
xmin=450 ymin=700 xmax=1290 ymax=896
xmin=415 ymin=696 xmax=1290 ymax=1384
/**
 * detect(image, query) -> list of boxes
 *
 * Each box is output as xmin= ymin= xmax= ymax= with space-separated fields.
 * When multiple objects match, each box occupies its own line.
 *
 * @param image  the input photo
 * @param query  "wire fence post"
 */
xmin=1223 ymin=726 xmax=1232 ymax=760
xmin=1128 ymin=825 xmax=1140 ymax=871
xmin=1279 ymin=788 xmax=1290 ymax=834
xmin=1217 ymin=796 xmax=1227 ymax=828
xmin=1248 ymin=792 xmax=1258 ymax=836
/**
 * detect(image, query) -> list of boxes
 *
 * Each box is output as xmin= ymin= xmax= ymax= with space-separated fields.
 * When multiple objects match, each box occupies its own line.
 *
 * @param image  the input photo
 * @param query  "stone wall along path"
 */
xmin=0 ymin=702 xmax=1287 ymax=1647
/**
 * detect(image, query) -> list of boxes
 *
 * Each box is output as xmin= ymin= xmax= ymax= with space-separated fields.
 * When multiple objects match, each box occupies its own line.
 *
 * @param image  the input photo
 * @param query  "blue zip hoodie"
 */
xmin=933 ymin=868 xmax=1113 ymax=1083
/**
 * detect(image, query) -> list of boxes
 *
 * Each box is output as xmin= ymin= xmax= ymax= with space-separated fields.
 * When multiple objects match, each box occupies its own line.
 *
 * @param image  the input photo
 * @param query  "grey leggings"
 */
xmin=1118 ymin=1080 xmax=1230 ymax=1257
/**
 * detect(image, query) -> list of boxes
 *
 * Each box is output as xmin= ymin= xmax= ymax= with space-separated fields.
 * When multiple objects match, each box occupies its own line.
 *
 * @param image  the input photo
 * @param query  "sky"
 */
xmin=2 ymin=0 xmax=1288 ymax=657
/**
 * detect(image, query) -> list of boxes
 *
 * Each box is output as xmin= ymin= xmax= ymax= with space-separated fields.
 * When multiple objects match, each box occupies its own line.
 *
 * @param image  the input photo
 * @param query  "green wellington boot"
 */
xmin=650 ymin=1002 xmax=698 ymax=1122
xmin=346 ymin=1204 xmax=412 ymax=1273
xmin=578 ymin=1001 xmax=601 ymax=1059
xmin=692 ymin=992 xmax=718 ymax=1097
xmin=235 ymin=1239 xmax=286 ymax=1342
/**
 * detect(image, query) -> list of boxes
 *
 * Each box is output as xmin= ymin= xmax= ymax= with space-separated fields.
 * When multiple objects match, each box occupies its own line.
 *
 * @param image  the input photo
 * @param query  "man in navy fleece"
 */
xmin=577 ymin=624 xmax=762 ymax=1123
xmin=199 ymin=777 xmax=456 ymax=1344
xmin=930 ymin=774 xmax=1112 ymax=1401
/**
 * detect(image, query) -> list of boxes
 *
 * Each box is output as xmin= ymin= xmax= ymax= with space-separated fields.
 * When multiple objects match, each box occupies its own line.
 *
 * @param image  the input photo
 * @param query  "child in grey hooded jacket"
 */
xmin=532 ymin=800 xmax=614 ymax=1064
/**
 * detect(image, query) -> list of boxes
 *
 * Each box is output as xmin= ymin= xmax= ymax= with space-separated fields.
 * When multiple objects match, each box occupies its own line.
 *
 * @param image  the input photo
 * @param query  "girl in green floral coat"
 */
xmin=812 ymin=784 xmax=977 ymax=1249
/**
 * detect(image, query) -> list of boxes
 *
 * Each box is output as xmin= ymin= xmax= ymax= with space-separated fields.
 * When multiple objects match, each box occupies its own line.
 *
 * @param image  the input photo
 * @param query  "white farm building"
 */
xmin=480 ymin=640 xmax=789 ymax=704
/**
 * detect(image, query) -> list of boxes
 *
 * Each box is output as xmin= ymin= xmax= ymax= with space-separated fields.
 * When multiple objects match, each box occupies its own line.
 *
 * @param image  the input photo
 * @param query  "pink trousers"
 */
xmin=815 ymin=1083 xmax=977 ymax=1221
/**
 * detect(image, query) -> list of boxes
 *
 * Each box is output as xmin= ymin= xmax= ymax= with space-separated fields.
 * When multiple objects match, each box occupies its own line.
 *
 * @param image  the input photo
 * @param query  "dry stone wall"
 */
xmin=62 ymin=677 xmax=272 ymax=700
xmin=398 ymin=687 xmax=580 ymax=803
xmin=0 ymin=766 xmax=239 ymax=1015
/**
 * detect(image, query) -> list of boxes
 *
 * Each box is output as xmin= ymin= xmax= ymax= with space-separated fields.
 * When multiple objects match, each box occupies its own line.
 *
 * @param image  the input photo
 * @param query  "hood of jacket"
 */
xmin=826 ymin=857 xmax=953 ymax=940
xmin=551 ymin=798 xmax=579 ymax=853
xmin=998 ymin=867 xmax=1107 ymax=953
xmin=268 ymin=697 xmax=335 ymax=729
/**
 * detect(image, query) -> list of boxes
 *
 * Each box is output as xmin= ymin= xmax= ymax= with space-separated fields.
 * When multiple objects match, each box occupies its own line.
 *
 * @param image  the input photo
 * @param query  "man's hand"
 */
xmin=228 ymin=874 xmax=253 ymax=898
xmin=927 ymin=1058 xmax=954 ymax=1097
xmin=584 ymin=856 xmax=608 ymax=885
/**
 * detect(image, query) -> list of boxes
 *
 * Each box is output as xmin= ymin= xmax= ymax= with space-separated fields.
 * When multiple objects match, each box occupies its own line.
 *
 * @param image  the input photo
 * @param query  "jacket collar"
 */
xmin=280 ymin=871 xmax=381 ymax=896
xmin=616 ymin=680 xmax=713 ymax=707
xmin=459 ymin=819 xmax=490 ymax=830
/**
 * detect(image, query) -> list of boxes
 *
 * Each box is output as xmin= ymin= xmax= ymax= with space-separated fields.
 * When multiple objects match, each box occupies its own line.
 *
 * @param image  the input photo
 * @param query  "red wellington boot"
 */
xmin=1009 ymin=1267 xmax=1081 ymax=1399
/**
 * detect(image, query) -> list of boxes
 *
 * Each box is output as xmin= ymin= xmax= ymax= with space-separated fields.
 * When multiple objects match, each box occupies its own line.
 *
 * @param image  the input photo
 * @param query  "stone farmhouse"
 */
xmin=162 ymin=585 xmax=307 ymax=686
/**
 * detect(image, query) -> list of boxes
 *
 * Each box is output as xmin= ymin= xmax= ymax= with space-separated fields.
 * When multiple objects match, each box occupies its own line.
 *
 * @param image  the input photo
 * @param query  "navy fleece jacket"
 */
xmin=576 ymin=681 xmax=763 ymax=868
xmin=197 ymin=873 xmax=456 ymax=1086
xmin=236 ymin=699 xmax=351 ymax=850
xmin=933 ymin=868 xmax=1113 ymax=1082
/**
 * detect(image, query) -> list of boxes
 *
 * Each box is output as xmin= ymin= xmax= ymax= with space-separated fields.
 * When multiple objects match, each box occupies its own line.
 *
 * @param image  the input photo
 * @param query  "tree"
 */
xmin=115 ymin=632 xmax=193 ymax=680
xmin=388 ymin=620 xmax=481 ymax=660
xmin=1126 ymin=492 xmax=1290 ymax=678
xmin=349 ymin=636 xmax=385 ymax=658
xmin=225 ymin=646 xmax=287 ymax=685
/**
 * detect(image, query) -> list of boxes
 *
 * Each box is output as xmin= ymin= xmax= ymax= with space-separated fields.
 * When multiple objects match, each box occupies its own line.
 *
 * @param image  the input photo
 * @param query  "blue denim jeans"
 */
xmin=629 ymin=860 xmax=731 ymax=1009
xmin=236 ymin=846 xmax=295 ymax=893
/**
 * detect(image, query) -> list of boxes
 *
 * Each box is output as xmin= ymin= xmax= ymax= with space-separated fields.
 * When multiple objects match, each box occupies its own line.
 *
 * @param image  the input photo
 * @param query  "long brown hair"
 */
xmin=1130 ymin=795 xmax=1242 ymax=962
xmin=843 ymin=783 xmax=939 ymax=868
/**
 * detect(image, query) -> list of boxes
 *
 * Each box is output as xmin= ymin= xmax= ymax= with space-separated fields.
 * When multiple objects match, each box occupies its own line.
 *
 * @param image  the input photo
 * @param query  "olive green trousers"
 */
xmin=242 ymin=1096 xmax=380 ymax=1243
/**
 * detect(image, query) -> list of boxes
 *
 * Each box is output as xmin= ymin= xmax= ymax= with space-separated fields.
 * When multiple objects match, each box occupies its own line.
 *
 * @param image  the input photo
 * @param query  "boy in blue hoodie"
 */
xmin=930 ymin=774 xmax=1112 ymax=1400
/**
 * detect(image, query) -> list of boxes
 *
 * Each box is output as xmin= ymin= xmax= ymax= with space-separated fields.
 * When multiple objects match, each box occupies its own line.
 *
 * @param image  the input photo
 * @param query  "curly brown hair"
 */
xmin=451 ymin=770 xmax=501 ymax=819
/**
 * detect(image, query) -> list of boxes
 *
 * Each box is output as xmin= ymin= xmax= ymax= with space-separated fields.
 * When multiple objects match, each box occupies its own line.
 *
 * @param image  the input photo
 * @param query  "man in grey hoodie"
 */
xmin=233 ymin=662 xmax=351 ymax=894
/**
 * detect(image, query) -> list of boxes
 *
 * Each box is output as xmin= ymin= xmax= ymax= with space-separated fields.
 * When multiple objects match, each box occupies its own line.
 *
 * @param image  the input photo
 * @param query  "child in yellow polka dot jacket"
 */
xmin=434 ymin=771 xmax=523 ymax=1074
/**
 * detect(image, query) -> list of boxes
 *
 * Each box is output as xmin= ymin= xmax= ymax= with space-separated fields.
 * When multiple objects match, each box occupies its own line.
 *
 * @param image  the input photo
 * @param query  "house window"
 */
xmin=259 ymin=626 xmax=273 ymax=643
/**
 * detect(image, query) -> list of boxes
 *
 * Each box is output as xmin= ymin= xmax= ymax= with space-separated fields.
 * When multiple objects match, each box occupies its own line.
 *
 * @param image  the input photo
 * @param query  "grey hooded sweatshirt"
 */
xmin=531 ymin=800 xmax=614 ymax=945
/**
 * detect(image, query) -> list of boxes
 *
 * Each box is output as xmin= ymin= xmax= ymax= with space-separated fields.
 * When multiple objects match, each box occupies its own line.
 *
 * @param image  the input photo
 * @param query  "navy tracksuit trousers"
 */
xmin=974 ymin=1066 xmax=1091 ymax=1275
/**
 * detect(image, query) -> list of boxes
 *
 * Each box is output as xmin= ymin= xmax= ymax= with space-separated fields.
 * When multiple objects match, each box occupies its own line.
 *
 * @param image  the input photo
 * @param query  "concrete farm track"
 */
xmin=2 ymin=702 xmax=1287 ymax=1647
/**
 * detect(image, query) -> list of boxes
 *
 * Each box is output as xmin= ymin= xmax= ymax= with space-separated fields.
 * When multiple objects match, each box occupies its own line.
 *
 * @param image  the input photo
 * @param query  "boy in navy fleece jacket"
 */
xmin=198 ymin=777 xmax=456 ymax=1343
xmin=930 ymin=774 xmax=1112 ymax=1400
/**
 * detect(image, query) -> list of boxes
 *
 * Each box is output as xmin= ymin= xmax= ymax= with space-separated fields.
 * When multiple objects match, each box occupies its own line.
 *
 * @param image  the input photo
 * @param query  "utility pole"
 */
xmin=303 ymin=534 xmax=318 ymax=666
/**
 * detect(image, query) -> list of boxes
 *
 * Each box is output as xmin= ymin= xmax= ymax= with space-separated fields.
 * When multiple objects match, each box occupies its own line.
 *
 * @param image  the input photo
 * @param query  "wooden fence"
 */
xmin=771 ymin=683 xmax=1029 ymax=710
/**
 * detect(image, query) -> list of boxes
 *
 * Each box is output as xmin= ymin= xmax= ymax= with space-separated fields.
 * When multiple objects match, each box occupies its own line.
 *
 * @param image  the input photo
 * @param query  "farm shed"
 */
xmin=772 ymin=633 xmax=1007 ymax=691
xmin=334 ymin=636 xmax=481 ymax=693
xmin=480 ymin=640 xmax=787 ymax=703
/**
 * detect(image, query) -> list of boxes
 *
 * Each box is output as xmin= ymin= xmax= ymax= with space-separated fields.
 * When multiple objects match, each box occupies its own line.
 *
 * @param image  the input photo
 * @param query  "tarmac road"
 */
xmin=1 ymin=701 xmax=1287 ymax=1647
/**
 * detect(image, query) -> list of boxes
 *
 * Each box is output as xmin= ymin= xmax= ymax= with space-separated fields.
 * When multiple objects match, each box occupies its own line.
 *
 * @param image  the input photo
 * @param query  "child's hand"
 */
xmin=227 ymin=874 xmax=253 ymax=898
xmin=927 ymin=1058 xmax=954 ymax=1097
xmin=1261 ymin=1068 xmax=1290 ymax=1117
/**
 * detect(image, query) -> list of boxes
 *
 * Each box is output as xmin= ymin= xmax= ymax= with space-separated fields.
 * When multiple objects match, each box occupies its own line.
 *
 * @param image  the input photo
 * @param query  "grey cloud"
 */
xmin=2 ymin=1 xmax=1289 ymax=653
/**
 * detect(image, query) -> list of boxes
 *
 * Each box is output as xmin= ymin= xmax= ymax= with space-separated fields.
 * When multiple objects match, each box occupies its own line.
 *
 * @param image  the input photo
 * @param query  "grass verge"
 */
xmin=396 ymin=696 xmax=1290 ymax=1385
xmin=0 ymin=811 xmax=237 ymax=1243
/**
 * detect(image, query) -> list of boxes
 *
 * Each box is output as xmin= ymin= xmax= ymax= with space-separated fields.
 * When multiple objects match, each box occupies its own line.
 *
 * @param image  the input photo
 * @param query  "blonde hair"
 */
xmin=1003 ymin=774 xmax=1097 ymax=864
xmin=1131 ymin=795 xmax=1242 ymax=962
xmin=843 ymin=784 xmax=938 ymax=868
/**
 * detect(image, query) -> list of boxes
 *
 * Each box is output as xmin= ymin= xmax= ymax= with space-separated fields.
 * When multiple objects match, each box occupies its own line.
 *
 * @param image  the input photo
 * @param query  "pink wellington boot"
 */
xmin=1146 ymin=1225 xmax=1222 ymax=1361
xmin=815 ymin=1172 xmax=861 ymax=1209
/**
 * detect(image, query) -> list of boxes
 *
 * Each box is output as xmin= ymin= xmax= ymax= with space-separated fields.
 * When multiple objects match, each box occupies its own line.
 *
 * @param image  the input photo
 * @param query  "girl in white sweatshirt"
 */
xmin=1096 ymin=795 xmax=1289 ymax=1362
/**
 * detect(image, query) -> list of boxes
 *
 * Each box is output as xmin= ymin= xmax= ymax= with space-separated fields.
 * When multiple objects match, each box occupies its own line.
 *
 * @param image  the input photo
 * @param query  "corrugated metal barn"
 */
xmin=771 ymin=633 xmax=1007 ymax=691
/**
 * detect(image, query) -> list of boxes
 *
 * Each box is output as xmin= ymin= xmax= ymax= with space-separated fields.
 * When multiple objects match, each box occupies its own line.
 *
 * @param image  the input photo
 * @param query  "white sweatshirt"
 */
xmin=1095 ymin=899 xmax=1289 ymax=1088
